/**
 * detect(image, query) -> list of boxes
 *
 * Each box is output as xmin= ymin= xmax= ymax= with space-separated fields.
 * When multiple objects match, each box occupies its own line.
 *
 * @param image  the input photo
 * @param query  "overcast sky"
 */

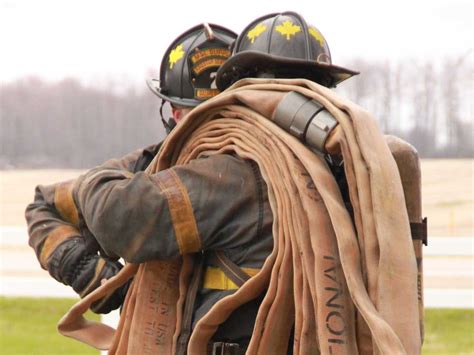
xmin=0 ymin=0 xmax=471 ymax=87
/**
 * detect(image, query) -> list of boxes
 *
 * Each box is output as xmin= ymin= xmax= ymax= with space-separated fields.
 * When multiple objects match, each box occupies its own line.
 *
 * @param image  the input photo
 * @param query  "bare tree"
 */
xmin=441 ymin=51 xmax=473 ymax=156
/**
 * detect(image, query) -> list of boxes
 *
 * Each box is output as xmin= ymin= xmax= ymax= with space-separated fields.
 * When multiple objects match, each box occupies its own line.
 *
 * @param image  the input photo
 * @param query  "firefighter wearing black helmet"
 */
xmin=148 ymin=23 xmax=236 ymax=131
xmin=25 ymin=23 xmax=237 ymax=314
xmin=217 ymin=11 xmax=358 ymax=90
xmin=26 ymin=12 xmax=360 ymax=355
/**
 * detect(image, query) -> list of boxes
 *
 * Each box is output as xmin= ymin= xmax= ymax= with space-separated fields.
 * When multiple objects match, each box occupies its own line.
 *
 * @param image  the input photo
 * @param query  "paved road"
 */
xmin=1 ymin=226 xmax=472 ymax=308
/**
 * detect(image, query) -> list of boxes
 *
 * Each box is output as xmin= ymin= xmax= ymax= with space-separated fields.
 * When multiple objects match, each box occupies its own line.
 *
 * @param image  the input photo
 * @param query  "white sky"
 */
xmin=0 ymin=0 xmax=472 ymax=87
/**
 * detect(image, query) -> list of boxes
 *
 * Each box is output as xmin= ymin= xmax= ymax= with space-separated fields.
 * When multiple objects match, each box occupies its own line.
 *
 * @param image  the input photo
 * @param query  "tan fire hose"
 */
xmin=58 ymin=78 xmax=421 ymax=354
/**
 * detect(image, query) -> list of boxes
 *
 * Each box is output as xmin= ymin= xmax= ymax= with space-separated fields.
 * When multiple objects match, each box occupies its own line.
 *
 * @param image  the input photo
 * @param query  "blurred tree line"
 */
xmin=336 ymin=56 xmax=473 ymax=158
xmin=0 ymin=58 xmax=472 ymax=169
xmin=0 ymin=77 xmax=165 ymax=168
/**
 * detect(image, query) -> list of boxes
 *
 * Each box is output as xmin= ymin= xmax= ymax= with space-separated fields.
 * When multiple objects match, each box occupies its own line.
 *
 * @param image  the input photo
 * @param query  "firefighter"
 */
xmin=25 ymin=23 xmax=237 ymax=314
xmin=30 ymin=12 xmax=360 ymax=354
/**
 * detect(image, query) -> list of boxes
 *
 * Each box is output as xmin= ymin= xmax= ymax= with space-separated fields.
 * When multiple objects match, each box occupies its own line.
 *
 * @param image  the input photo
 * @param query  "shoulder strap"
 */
xmin=210 ymin=250 xmax=251 ymax=288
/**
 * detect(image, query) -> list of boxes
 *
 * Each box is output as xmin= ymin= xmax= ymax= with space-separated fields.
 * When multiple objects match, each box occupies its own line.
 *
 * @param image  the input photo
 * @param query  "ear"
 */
xmin=171 ymin=107 xmax=182 ymax=124
xmin=171 ymin=107 xmax=192 ymax=124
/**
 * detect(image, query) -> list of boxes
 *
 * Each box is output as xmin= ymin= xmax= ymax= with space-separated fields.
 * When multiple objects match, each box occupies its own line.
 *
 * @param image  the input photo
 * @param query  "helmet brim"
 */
xmin=146 ymin=79 xmax=201 ymax=108
xmin=216 ymin=51 xmax=359 ymax=91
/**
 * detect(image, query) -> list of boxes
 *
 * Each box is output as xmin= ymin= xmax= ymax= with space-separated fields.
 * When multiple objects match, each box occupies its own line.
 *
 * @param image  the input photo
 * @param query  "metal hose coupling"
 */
xmin=272 ymin=91 xmax=338 ymax=154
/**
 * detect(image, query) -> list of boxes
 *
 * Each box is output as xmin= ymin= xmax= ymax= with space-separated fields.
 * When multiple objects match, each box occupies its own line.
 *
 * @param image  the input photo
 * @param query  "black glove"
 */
xmin=47 ymin=237 xmax=129 ymax=314
xmin=79 ymin=216 xmax=120 ymax=261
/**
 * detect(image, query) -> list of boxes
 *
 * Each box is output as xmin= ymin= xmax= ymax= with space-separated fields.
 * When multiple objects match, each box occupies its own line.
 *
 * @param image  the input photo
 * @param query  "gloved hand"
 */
xmin=69 ymin=253 xmax=129 ymax=314
xmin=79 ymin=217 xmax=120 ymax=261
xmin=48 ymin=237 xmax=129 ymax=314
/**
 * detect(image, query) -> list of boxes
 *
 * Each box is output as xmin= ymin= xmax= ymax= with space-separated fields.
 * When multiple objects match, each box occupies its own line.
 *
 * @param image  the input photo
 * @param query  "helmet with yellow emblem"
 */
xmin=216 ymin=11 xmax=358 ymax=90
xmin=147 ymin=23 xmax=237 ymax=108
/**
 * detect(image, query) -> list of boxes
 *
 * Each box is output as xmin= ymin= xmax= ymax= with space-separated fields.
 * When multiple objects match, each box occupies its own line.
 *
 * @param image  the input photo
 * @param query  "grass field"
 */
xmin=0 ymin=297 xmax=472 ymax=354
xmin=423 ymin=309 xmax=474 ymax=354
xmin=0 ymin=297 xmax=100 ymax=355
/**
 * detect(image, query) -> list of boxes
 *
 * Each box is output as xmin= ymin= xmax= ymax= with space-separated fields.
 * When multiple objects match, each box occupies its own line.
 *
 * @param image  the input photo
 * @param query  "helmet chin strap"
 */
xmin=159 ymin=101 xmax=177 ymax=134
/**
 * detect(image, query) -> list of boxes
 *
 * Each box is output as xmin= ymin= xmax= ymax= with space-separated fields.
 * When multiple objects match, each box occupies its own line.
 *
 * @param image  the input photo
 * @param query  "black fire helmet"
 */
xmin=216 ymin=11 xmax=359 ymax=90
xmin=147 ymin=23 xmax=237 ymax=108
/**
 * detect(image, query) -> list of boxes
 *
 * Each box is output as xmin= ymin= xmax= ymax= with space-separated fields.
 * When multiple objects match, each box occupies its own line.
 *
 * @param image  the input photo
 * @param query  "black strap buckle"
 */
xmin=212 ymin=342 xmax=241 ymax=355
xmin=410 ymin=217 xmax=428 ymax=246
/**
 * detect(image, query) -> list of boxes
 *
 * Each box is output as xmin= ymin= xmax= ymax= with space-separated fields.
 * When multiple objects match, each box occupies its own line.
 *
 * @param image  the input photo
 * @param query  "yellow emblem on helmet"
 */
xmin=309 ymin=27 xmax=325 ymax=47
xmin=169 ymin=44 xmax=185 ymax=69
xmin=275 ymin=21 xmax=301 ymax=40
xmin=247 ymin=23 xmax=267 ymax=44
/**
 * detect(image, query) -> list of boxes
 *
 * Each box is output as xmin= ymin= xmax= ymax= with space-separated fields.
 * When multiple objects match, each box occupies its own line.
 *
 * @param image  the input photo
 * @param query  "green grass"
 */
xmin=0 ymin=296 xmax=100 ymax=355
xmin=423 ymin=308 xmax=474 ymax=354
xmin=0 ymin=297 xmax=473 ymax=354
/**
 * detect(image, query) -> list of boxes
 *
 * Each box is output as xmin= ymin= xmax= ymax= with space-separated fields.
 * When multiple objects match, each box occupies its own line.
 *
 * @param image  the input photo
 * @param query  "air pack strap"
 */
xmin=203 ymin=251 xmax=260 ymax=290
xmin=410 ymin=217 xmax=428 ymax=246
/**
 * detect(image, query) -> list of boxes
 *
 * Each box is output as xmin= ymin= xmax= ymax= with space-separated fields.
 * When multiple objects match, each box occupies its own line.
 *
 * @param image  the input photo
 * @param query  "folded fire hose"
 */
xmin=58 ymin=78 xmax=424 ymax=354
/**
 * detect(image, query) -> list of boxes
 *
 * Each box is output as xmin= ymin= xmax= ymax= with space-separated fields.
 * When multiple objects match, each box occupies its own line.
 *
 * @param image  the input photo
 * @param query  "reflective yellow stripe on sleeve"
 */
xmin=202 ymin=266 xmax=260 ymax=290
xmin=156 ymin=170 xmax=202 ymax=254
xmin=55 ymin=180 xmax=80 ymax=226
